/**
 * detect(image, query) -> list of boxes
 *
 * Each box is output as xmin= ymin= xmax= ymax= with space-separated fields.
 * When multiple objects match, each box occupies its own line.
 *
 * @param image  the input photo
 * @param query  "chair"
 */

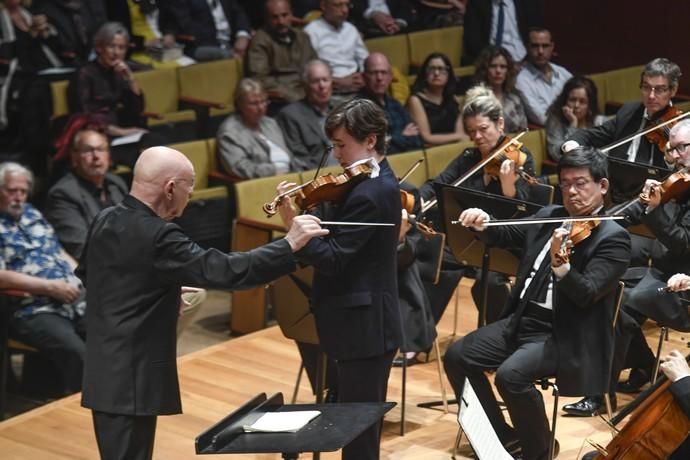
xmin=424 ymin=140 xmax=474 ymax=179
xmin=365 ymin=34 xmax=410 ymax=75
xmin=177 ymin=58 xmax=242 ymax=136
xmin=585 ymin=72 xmax=609 ymax=115
xmin=134 ymin=68 xmax=198 ymax=142
xmin=603 ymin=65 xmax=645 ymax=113
xmin=386 ymin=149 xmax=427 ymax=188
xmin=407 ymin=26 xmax=463 ymax=72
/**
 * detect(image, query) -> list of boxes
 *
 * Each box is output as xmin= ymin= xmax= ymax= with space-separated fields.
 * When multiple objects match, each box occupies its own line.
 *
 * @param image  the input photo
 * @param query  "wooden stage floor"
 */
xmin=0 ymin=279 xmax=685 ymax=459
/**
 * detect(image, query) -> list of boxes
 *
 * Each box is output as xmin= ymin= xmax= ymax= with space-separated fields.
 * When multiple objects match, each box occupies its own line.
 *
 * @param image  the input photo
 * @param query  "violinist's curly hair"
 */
xmin=642 ymin=58 xmax=682 ymax=89
xmin=558 ymin=146 xmax=608 ymax=182
xmin=325 ymin=98 xmax=388 ymax=154
xmin=461 ymin=84 xmax=503 ymax=123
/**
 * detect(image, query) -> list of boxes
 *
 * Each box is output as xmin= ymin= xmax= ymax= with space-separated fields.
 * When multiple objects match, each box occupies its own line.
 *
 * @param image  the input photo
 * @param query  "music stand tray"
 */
xmin=607 ymin=156 xmax=671 ymax=203
xmin=196 ymin=392 xmax=395 ymax=459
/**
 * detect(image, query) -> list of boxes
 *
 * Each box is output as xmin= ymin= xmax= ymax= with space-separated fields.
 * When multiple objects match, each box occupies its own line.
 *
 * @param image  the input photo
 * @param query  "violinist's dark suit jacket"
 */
xmin=568 ymin=102 xmax=671 ymax=168
xmin=296 ymin=159 xmax=402 ymax=361
xmin=485 ymin=205 xmax=631 ymax=396
xmin=620 ymin=199 xmax=690 ymax=330
xmin=79 ymin=195 xmax=297 ymax=416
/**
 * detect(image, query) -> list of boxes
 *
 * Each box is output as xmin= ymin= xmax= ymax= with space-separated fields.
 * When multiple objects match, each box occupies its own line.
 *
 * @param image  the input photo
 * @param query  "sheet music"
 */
xmin=459 ymin=378 xmax=513 ymax=460
xmin=110 ymin=131 xmax=145 ymax=147
xmin=242 ymin=410 xmax=321 ymax=433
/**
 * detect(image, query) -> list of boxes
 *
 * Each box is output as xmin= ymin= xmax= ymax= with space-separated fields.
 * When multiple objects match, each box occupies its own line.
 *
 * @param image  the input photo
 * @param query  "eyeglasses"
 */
xmin=77 ymin=146 xmax=108 ymax=156
xmin=365 ymin=69 xmax=390 ymax=77
xmin=640 ymin=84 xmax=671 ymax=95
xmin=2 ymin=186 xmax=28 ymax=196
xmin=426 ymin=66 xmax=450 ymax=75
xmin=667 ymin=142 xmax=690 ymax=156
xmin=558 ymin=178 xmax=593 ymax=192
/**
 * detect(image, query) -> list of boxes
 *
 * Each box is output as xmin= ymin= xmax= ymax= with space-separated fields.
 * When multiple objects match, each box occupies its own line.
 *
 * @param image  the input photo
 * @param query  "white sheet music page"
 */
xmin=459 ymin=378 xmax=513 ymax=460
xmin=242 ymin=410 xmax=321 ymax=433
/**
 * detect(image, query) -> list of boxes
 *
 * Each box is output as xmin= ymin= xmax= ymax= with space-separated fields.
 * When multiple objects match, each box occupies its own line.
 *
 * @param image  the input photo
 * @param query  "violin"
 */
xmin=639 ymin=166 xmax=690 ymax=205
xmin=645 ymin=106 xmax=683 ymax=153
xmin=263 ymin=163 xmax=373 ymax=217
xmin=590 ymin=355 xmax=690 ymax=459
xmin=554 ymin=219 xmax=601 ymax=265
xmin=483 ymin=140 xmax=537 ymax=185
xmin=400 ymin=187 xmax=438 ymax=238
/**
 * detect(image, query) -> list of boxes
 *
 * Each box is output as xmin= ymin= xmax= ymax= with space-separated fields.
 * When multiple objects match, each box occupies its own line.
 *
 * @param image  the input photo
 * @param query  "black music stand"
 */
xmin=435 ymin=184 xmax=543 ymax=327
xmin=195 ymin=392 xmax=394 ymax=459
xmin=607 ymin=156 xmax=671 ymax=204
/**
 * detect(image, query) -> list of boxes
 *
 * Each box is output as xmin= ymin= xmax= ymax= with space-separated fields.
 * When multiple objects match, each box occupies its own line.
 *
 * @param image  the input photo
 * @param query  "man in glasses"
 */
xmin=515 ymin=27 xmax=573 ymax=125
xmin=564 ymin=58 xmax=681 ymax=170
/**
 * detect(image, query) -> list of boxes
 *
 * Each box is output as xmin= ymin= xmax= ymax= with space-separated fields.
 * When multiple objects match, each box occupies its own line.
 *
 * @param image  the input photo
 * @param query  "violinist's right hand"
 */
xmin=458 ymin=208 xmax=490 ymax=231
xmin=660 ymin=349 xmax=690 ymax=382
xmin=667 ymin=273 xmax=690 ymax=292
xmin=285 ymin=215 xmax=329 ymax=252
xmin=276 ymin=181 xmax=299 ymax=226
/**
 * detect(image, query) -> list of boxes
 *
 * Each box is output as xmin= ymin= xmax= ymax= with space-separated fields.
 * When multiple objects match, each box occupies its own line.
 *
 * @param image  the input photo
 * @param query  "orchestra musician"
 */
xmin=444 ymin=147 xmax=631 ymax=460
xmin=587 ymin=119 xmax=690 ymax=414
xmin=419 ymin=84 xmax=537 ymax=324
xmin=563 ymin=58 xmax=681 ymax=172
xmin=275 ymin=98 xmax=401 ymax=460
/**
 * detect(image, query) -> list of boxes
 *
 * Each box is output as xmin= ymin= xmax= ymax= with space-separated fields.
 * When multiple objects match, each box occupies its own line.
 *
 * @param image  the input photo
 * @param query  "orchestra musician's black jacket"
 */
xmin=568 ymin=102 xmax=671 ymax=168
xmin=295 ymin=159 xmax=403 ymax=361
xmin=79 ymin=195 xmax=297 ymax=416
xmin=482 ymin=205 xmax=631 ymax=396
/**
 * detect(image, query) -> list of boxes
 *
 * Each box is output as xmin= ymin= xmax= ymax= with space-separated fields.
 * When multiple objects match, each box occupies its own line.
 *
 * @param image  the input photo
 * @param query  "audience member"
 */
xmin=304 ymin=0 xmax=369 ymax=97
xmin=217 ymin=78 xmax=294 ymax=178
xmin=462 ymin=0 xmax=543 ymax=65
xmin=0 ymin=0 xmax=68 ymax=172
xmin=106 ymin=0 xmax=185 ymax=68
xmin=545 ymin=76 xmax=604 ymax=162
xmin=515 ymin=27 xmax=573 ymax=126
xmin=407 ymin=52 xmax=468 ymax=146
xmin=277 ymin=59 xmax=337 ymax=171
xmin=415 ymin=0 xmax=465 ymax=29
xmin=246 ymin=0 xmax=317 ymax=107
xmin=564 ymin=58 xmax=681 ymax=172
xmin=69 ymin=22 xmax=167 ymax=168
xmin=358 ymin=53 xmax=422 ymax=154
xmin=0 ymin=162 xmax=86 ymax=394
xmin=45 ymin=123 xmax=128 ymax=260
xmin=473 ymin=45 xmax=527 ymax=134
xmin=162 ymin=0 xmax=251 ymax=61
xmin=349 ymin=0 xmax=414 ymax=37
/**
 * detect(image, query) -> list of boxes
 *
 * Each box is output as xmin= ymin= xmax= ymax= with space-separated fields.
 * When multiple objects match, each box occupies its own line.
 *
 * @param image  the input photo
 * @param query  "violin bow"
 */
xmin=601 ymin=111 xmax=690 ymax=153
xmin=398 ymin=158 xmax=425 ymax=184
xmin=452 ymin=215 xmax=625 ymax=226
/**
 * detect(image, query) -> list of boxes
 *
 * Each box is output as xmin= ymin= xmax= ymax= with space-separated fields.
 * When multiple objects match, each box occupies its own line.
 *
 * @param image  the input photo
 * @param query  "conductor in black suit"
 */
xmin=78 ymin=146 xmax=327 ymax=460
xmin=276 ymin=98 xmax=402 ymax=460
xmin=445 ymin=147 xmax=631 ymax=460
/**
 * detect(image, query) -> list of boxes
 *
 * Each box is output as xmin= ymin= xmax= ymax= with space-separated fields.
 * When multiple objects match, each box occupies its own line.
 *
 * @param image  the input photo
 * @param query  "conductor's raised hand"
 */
xmin=285 ymin=215 xmax=329 ymax=252
xmin=458 ymin=208 xmax=490 ymax=231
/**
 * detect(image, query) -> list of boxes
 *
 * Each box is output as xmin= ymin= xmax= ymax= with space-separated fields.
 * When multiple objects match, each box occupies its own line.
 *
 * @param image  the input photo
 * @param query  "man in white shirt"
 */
xmin=304 ymin=0 xmax=369 ymax=95
xmin=515 ymin=28 xmax=572 ymax=126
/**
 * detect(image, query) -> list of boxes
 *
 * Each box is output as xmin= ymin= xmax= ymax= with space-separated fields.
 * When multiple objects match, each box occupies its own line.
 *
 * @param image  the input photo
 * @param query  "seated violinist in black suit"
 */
xmin=419 ymin=84 xmax=536 ymax=324
xmin=445 ymin=147 xmax=631 ymax=460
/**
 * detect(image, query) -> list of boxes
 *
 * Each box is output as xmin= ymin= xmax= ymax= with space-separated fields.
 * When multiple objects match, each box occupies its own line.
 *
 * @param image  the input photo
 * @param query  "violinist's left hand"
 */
xmin=498 ymin=158 xmax=519 ymax=198
xmin=276 ymin=181 xmax=298 ymax=227
xmin=660 ymin=349 xmax=690 ymax=382
xmin=549 ymin=227 xmax=571 ymax=268
xmin=642 ymin=179 xmax=662 ymax=211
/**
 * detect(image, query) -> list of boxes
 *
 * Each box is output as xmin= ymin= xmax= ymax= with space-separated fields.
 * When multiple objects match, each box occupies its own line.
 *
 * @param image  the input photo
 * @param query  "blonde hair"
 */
xmin=461 ymin=84 xmax=503 ymax=122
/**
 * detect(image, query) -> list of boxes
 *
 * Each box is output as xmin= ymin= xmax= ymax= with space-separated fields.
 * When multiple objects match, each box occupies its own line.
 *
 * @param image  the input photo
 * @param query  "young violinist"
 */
xmin=419 ymin=84 xmax=537 ymax=324
xmin=598 ymin=119 xmax=690 ymax=408
xmin=275 ymin=98 xmax=401 ymax=460
xmin=564 ymin=58 xmax=681 ymax=176
xmin=446 ymin=147 xmax=631 ymax=460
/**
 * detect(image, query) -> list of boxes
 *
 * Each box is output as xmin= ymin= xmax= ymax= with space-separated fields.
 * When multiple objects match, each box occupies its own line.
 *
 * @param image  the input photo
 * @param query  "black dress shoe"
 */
xmin=392 ymin=354 xmax=420 ymax=367
xmin=616 ymin=367 xmax=651 ymax=393
xmin=562 ymin=395 xmax=616 ymax=417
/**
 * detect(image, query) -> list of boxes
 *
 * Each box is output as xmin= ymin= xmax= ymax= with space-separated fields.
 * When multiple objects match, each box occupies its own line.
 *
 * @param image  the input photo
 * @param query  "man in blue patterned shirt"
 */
xmin=0 ymin=162 xmax=86 ymax=393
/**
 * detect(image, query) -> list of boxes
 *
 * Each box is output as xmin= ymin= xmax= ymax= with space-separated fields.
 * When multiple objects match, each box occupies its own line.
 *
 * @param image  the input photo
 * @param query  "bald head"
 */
xmin=131 ymin=147 xmax=196 ymax=221
xmin=363 ymin=52 xmax=392 ymax=99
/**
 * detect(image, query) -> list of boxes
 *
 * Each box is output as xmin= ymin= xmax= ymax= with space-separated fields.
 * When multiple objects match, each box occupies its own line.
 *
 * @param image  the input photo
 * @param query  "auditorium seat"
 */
xmin=603 ymin=65 xmax=644 ymax=113
xmin=365 ymin=34 xmax=410 ymax=75
xmin=386 ymin=149 xmax=427 ymax=188
xmin=407 ymin=26 xmax=463 ymax=73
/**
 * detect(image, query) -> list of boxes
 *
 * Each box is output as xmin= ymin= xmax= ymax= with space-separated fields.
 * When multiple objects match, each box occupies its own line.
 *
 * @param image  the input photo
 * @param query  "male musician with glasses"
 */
xmin=445 ymin=147 xmax=630 ymax=460
xmin=564 ymin=58 xmax=681 ymax=171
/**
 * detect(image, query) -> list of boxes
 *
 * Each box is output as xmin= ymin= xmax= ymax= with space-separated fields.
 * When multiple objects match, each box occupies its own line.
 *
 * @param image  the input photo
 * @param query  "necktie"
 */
xmin=495 ymin=1 xmax=505 ymax=47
